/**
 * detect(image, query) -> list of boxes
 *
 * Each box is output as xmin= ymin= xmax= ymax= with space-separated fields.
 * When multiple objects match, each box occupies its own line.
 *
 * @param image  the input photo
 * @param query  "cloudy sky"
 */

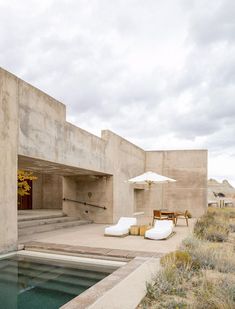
xmin=0 ymin=0 xmax=235 ymax=185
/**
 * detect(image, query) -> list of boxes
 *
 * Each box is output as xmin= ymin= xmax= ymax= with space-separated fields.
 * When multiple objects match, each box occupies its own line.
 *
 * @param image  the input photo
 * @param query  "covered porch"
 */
xmin=17 ymin=155 xmax=113 ymax=241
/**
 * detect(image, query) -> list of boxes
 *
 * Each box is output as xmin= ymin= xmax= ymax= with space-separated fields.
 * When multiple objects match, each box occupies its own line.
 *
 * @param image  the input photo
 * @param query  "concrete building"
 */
xmin=0 ymin=67 xmax=208 ymax=254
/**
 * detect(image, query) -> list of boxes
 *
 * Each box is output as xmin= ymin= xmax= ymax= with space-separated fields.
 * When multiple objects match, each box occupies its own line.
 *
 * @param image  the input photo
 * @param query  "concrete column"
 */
xmin=0 ymin=68 xmax=18 ymax=253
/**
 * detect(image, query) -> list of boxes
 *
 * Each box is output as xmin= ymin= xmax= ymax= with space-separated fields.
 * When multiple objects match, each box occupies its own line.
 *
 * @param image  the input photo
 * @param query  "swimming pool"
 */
xmin=0 ymin=252 xmax=120 ymax=309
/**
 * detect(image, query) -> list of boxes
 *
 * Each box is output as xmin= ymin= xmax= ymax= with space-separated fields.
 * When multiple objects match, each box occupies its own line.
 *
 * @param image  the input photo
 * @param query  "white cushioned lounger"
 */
xmin=145 ymin=220 xmax=174 ymax=240
xmin=104 ymin=217 xmax=137 ymax=237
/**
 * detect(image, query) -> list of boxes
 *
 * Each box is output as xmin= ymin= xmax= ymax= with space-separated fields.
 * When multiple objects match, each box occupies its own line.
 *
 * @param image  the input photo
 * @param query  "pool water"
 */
xmin=0 ymin=256 xmax=109 ymax=309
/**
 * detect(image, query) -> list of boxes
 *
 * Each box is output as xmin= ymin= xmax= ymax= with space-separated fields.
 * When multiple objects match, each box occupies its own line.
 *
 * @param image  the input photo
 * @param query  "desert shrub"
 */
xmin=205 ymin=225 xmax=229 ymax=242
xmin=194 ymin=213 xmax=215 ymax=238
xmin=144 ymin=282 xmax=157 ymax=302
xmin=181 ymin=235 xmax=201 ymax=251
xmin=214 ymin=247 xmax=235 ymax=273
xmin=181 ymin=237 xmax=212 ymax=267
xmin=221 ymin=207 xmax=235 ymax=219
xmin=147 ymin=267 xmax=181 ymax=297
xmin=208 ymin=207 xmax=235 ymax=219
xmin=229 ymin=210 xmax=235 ymax=218
xmin=141 ymin=296 xmax=188 ymax=309
xmin=229 ymin=223 xmax=235 ymax=232
xmin=188 ymin=244 xmax=218 ymax=270
xmin=159 ymin=299 xmax=188 ymax=309
xmin=160 ymin=250 xmax=194 ymax=270
xmin=194 ymin=211 xmax=229 ymax=242
xmin=192 ymin=277 xmax=235 ymax=309
xmin=181 ymin=236 xmax=235 ymax=273
xmin=144 ymin=262 xmax=189 ymax=303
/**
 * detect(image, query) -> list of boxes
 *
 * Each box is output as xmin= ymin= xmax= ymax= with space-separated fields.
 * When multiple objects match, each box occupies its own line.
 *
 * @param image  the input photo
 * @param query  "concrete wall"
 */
xmin=102 ymin=131 xmax=146 ymax=222
xmin=18 ymin=78 xmax=107 ymax=174
xmin=32 ymin=173 xmax=63 ymax=209
xmin=0 ymin=69 xmax=18 ymax=253
xmin=63 ymin=175 xmax=113 ymax=223
xmin=145 ymin=150 xmax=208 ymax=220
xmin=62 ymin=131 xmax=146 ymax=223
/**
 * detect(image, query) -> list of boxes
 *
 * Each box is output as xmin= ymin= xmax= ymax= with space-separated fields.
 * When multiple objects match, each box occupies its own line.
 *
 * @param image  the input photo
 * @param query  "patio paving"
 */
xmin=19 ymin=219 xmax=195 ymax=257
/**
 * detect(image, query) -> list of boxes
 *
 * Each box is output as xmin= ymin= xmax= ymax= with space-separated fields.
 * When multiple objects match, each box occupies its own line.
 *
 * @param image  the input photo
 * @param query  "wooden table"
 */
xmin=160 ymin=210 xmax=176 ymax=224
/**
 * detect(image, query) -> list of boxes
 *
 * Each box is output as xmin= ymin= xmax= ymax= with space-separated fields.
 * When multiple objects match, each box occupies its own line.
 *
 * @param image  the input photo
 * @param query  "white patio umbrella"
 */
xmin=128 ymin=171 xmax=176 ymax=187
xmin=128 ymin=171 xmax=176 ymax=214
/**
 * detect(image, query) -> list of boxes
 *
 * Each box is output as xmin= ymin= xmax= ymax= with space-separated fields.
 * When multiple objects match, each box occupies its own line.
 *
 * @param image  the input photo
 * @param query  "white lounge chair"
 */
xmin=145 ymin=220 xmax=174 ymax=240
xmin=104 ymin=217 xmax=137 ymax=237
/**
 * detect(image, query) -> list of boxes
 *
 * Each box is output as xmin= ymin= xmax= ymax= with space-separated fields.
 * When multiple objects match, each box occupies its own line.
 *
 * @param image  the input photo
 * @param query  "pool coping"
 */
xmin=17 ymin=250 xmax=126 ymax=271
xmin=23 ymin=241 xmax=164 ymax=260
xmin=60 ymin=256 xmax=160 ymax=309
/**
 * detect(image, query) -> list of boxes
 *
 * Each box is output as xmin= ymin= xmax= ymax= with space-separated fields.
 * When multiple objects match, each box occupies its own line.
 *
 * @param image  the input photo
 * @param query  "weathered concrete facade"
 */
xmin=145 ymin=150 xmax=208 ymax=220
xmin=32 ymin=173 xmax=63 ymax=209
xmin=0 ymin=69 xmax=18 ymax=253
xmin=0 ymin=68 xmax=208 ymax=253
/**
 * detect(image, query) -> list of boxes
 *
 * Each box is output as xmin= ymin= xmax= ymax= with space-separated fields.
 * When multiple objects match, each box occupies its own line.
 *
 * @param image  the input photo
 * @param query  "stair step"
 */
xmin=0 ymin=273 xmax=92 ymax=296
xmin=3 ymin=263 xmax=107 ymax=281
xmin=19 ymin=220 xmax=92 ymax=236
xmin=18 ymin=213 xmax=66 ymax=222
xmin=32 ymin=279 xmax=87 ymax=296
xmin=18 ymin=216 xmax=80 ymax=228
xmin=1 ymin=267 xmax=99 ymax=289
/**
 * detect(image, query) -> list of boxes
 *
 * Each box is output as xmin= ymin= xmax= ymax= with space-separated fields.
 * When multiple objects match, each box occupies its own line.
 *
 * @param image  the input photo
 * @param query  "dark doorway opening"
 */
xmin=18 ymin=180 xmax=33 ymax=210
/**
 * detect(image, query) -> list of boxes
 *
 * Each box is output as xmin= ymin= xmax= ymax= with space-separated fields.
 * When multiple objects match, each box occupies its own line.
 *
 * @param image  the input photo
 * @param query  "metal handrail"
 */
xmin=63 ymin=198 xmax=106 ymax=210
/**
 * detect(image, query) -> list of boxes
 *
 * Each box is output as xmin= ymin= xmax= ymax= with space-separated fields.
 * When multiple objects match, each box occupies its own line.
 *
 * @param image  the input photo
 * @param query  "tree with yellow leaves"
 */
xmin=18 ymin=170 xmax=37 ymax=197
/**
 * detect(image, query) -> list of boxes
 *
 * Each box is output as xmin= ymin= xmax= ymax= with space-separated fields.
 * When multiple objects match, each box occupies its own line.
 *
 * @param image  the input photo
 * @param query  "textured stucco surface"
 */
xmin=145 ymin=150 xmax=208 ymax=219
xmin=31 ymin=173 xmax=63 ymax=209
xmin=0 ymin=69 xmax=18 ymax=253
xmin=63 ymin=175 xmax=113 ymax=223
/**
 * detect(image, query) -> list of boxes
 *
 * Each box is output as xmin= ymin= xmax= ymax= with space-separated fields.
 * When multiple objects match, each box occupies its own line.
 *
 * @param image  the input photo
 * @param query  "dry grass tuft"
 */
xmin=160 ymin=250 xmax=198 ymax=271
xmin=208 ymin=207 xmax=235 ymax=219
xmin=181 ymin=236 xmax=235 ymax=273
xmin=192 ymin=275 xmax=235 ymax=309
xmin=194 ymin=211 xmax=229 ymax=242
xmin=229 ymin=223 xmax=235 ymax=232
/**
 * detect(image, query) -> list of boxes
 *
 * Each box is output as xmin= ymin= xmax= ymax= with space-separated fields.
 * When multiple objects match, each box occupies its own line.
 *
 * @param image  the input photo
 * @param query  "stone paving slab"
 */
xmin=20 ymin=221 xmax=195 ymax=255
xmin=24 ymin=241 xmax=164 ymax=259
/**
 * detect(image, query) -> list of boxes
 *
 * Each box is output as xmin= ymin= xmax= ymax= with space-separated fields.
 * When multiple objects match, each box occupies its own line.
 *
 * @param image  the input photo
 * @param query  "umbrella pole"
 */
xmin=162 ymin=183 xmax=164 ymax=210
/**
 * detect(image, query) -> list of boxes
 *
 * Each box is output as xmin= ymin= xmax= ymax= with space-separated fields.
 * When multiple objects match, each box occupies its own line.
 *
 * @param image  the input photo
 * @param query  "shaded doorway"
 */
xmin=18 ymin=180 xmax=32 ymax=210
xmin=134 ymin=188 xmax=144 ymax=212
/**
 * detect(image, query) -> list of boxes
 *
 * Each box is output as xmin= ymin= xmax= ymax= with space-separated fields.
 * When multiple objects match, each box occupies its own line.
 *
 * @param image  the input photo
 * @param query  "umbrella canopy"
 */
xmin=128 ymin=171 xmax=176 ymax=186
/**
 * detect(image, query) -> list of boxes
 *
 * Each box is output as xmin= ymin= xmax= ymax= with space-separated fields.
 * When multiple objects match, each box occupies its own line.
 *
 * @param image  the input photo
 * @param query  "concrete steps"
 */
xmin=18 ymin=212 xmax=66 ymax=222
xmin=3 ymin=261 xmax=106 ymax=281
xmin=0 ymin=259 xmax=106 ymax=296
xmin=18 ymin=216 xmax=82 ymax=228
xmin=18 ymin=212 xmax=92 ymax=236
